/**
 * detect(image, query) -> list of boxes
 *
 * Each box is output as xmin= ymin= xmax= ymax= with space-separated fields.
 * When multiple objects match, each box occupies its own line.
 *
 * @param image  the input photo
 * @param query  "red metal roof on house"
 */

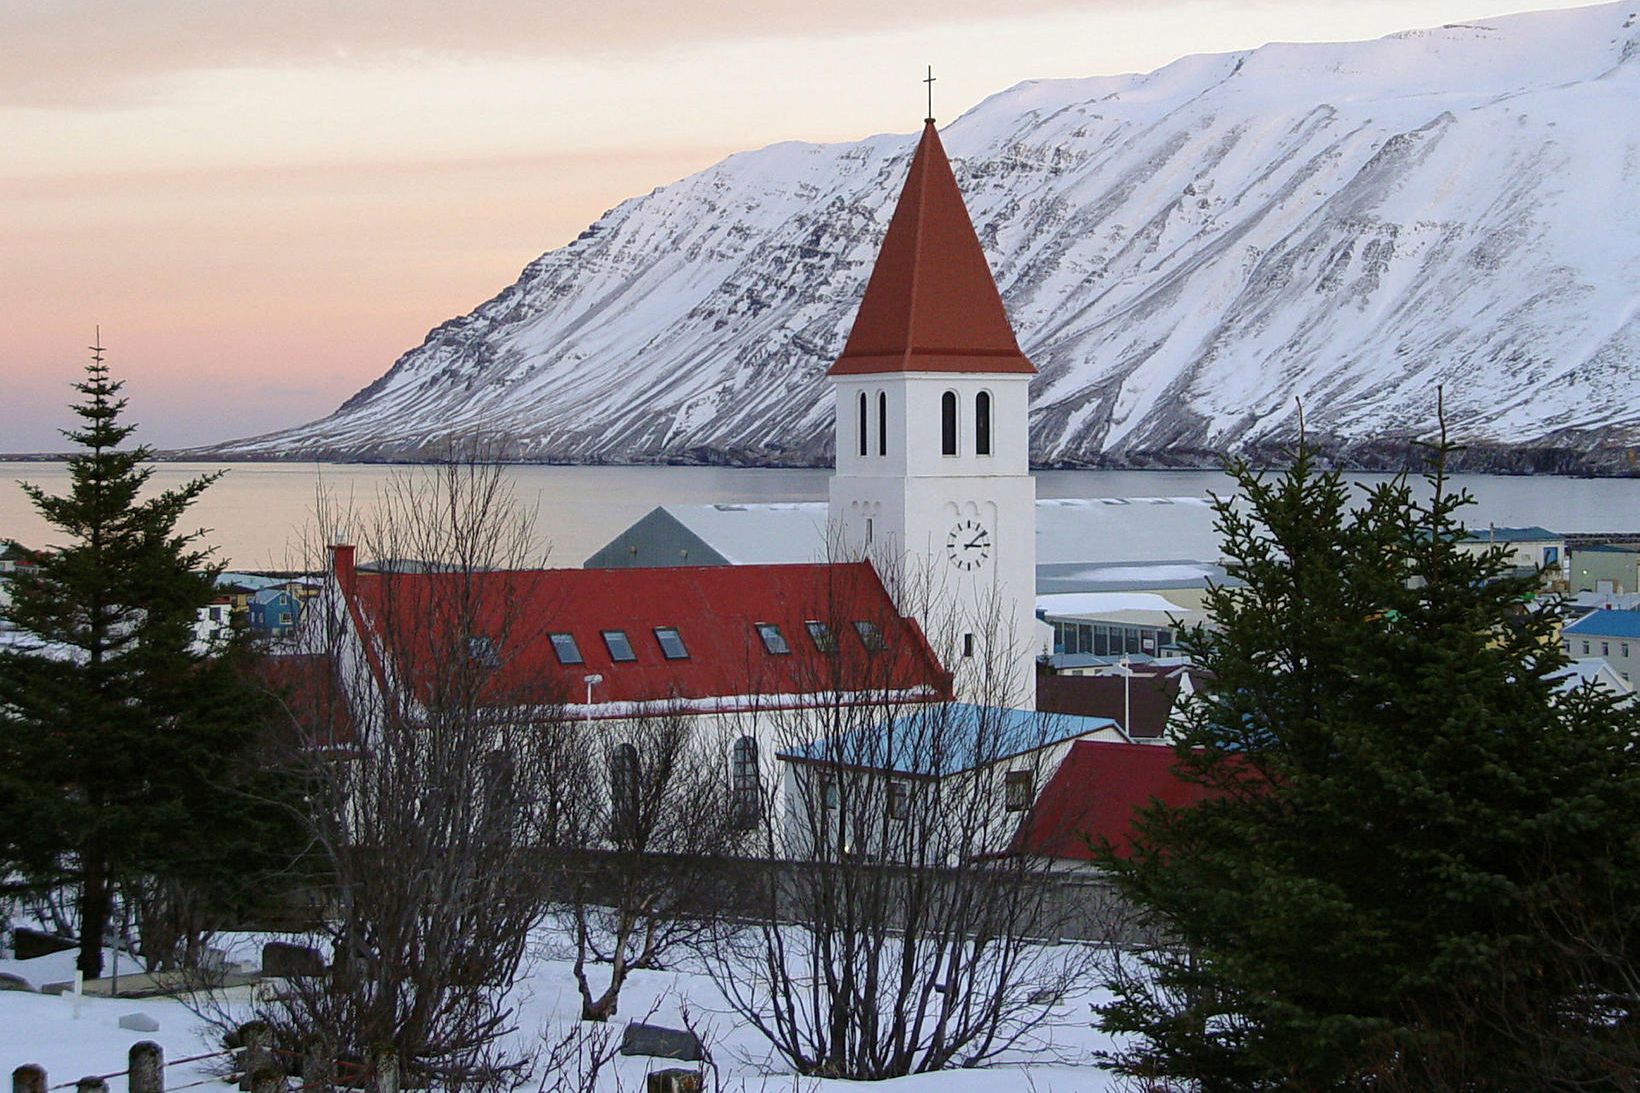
xmin=1037 ymin=669 xmax=1187 ymax=740
xmin=256 ymin=652 xmax=355 ymax=747
xmin=1016 ymin=740 xmax=1217 ymax=860
xmin=828 ymin=121 xmax=1036 ymax=377
xmin=338 ymin=555 xmax=950 ymax=716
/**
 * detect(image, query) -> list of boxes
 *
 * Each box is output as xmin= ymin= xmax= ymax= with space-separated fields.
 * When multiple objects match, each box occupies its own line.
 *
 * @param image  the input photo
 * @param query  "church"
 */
xmin=299 ymin=111 xmax=1151 ymax=841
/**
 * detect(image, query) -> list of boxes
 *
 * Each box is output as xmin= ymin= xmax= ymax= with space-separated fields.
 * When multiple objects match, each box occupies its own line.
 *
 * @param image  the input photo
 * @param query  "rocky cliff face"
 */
xmin=208 ymin=3 xmax=1640 ymax=472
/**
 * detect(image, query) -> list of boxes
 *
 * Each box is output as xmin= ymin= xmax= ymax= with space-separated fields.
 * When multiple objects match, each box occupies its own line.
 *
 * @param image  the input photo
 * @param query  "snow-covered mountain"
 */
xmin=211 ymin=3 xmax=1640 ymax=471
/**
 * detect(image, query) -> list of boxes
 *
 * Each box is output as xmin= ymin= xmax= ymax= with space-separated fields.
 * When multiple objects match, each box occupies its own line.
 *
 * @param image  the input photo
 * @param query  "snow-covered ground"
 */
xmin=1 ymin=933 xmax=1125 ymax=1091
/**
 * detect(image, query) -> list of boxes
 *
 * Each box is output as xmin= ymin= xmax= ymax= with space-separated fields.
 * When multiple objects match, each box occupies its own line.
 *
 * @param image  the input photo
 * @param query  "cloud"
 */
xmin=2 ymin=0 xmax=1110 ymax=108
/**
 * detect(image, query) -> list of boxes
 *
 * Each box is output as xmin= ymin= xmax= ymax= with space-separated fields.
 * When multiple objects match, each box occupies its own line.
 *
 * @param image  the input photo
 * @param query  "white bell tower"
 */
xmin=827 ymin=118 xmax=1037 ymax=708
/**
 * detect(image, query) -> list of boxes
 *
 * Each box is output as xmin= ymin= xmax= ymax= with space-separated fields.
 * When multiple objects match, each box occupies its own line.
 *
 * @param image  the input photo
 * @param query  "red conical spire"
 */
xmin=828 ymin=121 xmax=1036 ymax=377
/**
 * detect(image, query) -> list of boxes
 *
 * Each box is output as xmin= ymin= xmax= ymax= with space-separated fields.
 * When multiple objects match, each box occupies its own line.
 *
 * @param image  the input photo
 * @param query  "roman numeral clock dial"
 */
xmin=946 ymin=519 xmax=991 ymax=571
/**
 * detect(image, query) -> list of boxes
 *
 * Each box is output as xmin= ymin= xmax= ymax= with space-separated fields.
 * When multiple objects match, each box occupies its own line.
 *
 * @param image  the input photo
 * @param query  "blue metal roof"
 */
xmin=778 ymin=702 xmax=1118 ymax=778
xmin=1463 ymin=525 xmax=1559 ymax=543
xmin=1563 ymin=609 xmax=1640 ymax=639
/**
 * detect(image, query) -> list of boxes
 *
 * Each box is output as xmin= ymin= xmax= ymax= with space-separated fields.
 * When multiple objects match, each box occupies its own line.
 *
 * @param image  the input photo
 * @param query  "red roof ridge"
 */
xmin=829 ymin=120 xmax=1036 ymax=378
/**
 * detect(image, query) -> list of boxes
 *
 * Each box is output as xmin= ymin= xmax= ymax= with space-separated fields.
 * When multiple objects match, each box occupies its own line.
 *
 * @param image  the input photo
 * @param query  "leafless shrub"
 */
xmin=542 ymin=705 xmax=749 ymax=1022
xmin=705 ymin=559 xmax=1108 ymax=1080
xmin=246 ymin=460 xmax=569 ymax=1090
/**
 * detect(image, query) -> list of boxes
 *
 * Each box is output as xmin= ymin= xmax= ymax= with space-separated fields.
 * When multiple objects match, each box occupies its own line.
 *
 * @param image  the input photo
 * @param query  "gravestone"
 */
xmin=119 ymin=1013 xmax=161 ymax=1032
xmin=646 ymin=1071 xmax=702 ymax=1093
xmin=0 ymin=972 xmax=34 ymax=992
xmin=11 ymin=928 xmax=75 ymax=961
xmin=619 ymin=1023 xmax=703 ymax=1062
xmin=261 ymin=941 xmax=325 ymax=978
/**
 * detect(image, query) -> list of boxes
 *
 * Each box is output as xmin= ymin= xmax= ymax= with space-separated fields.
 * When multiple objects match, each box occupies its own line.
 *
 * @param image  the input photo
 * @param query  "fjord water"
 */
xmin=4 ymin=461 xmax=1640 ymax=570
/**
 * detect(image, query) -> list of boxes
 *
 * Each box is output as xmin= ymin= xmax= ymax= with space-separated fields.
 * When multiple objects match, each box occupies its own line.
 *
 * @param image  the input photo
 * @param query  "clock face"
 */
xmin=946 ymin=519 xmax=992 ymax=571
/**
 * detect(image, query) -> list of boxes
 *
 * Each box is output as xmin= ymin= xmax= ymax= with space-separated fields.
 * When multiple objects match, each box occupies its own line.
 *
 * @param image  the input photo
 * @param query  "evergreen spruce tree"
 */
xmin=0 ymin=338 xmax=284 ymax=977
xmin=1097 ymin=430 xmax=1640 ymax=1088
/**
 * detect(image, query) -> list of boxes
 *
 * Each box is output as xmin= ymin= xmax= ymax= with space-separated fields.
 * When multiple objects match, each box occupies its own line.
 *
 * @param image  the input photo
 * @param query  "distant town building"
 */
xmin=1568 ymin=543 xmax=1640 ymax=595
xmin=248 ymin=587 xmax=302 ymax=637
xmin=1561 ymin=610 xmax=1640 ymax=687
xmin=1460 ymin=525 xmax=1565 ymax=582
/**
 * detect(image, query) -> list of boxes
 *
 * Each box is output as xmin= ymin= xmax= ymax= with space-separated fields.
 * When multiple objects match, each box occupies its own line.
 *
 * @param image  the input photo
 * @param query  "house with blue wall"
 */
xmin=247 ymin=587 xmax=301 ymax=637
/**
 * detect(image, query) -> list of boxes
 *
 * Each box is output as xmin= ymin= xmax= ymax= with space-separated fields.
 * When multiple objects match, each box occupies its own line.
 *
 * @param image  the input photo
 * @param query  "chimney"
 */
xmin=328 ymin=543 xmax=356 ymax=587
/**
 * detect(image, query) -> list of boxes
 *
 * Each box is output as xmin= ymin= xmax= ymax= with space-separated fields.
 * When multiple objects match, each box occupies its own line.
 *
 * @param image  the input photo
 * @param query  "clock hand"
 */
xmin=966 ymin=535 xmax=986 ymax=548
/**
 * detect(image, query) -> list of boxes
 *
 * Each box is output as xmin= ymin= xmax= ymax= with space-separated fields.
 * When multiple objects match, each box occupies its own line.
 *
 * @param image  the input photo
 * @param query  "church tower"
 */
xmin=827 ymin=116 xmax=1038 ymax=708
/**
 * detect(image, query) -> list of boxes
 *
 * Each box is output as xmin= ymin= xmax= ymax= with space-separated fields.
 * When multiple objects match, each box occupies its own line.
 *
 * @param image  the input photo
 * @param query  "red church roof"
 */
xmin=828 ymin=121 xmax=1036 ymax=377
xmin=1015 ymin=740 xmax=1219 ymax=860
xmin=329 ymin=546 xmax=950 ymax=719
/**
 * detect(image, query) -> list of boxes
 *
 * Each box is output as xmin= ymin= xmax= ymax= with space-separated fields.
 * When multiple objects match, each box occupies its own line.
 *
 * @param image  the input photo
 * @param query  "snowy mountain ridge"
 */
xmin=210 ymin=3 xmax=1640 ymax=472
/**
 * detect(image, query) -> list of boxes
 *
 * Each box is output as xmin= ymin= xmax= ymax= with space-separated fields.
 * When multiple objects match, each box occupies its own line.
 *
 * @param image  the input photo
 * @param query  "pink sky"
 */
xmin=1 ymin=0 xmax=1596 ymax=453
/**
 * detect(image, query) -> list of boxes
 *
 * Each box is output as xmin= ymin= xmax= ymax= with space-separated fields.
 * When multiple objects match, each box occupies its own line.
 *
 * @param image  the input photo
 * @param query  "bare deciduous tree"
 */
xmin=706 ymin=559 xmax=1106 ymax=1080
xmin=543 ymin=704 xmax=748 ymax=1022
xmin=253 ymin=461 xmax=569 ymax=1089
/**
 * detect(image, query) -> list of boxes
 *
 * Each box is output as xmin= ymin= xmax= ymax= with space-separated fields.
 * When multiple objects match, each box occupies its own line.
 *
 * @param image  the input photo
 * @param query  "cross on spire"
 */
xmin=924 ymin=65 xmax=936 ymax=123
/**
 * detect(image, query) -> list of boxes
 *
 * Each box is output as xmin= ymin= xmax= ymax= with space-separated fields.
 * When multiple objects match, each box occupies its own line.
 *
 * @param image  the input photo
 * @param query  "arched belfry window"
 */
xmin=941 ymin=391 xmax=958 ymax=456
xmin=877 ymin=391 xmax=888 ymax=457
xmin=975 ymin=391 xmax=992 ymax=456
xmin=857 ymin=391 xmax=868 ymax=457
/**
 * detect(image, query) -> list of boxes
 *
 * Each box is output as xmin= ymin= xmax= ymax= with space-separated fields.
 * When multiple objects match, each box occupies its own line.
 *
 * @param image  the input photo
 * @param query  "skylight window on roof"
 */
xmin=805 ymin=620 xmax=836 ymax=654
xmin=549 ymin=632 xmax=582 ymax=665
xmin=654 ymin=626 xmax=689 ymax=660
xmin=466 ymin=635 xmax=500 ymax=669
xmin=853 ymin=620 xmax=886 ymax=652
xmin=756 ymin=623 xmax=789 ymax=655
xmin=603 ymin=629 xmax=637 ymax=662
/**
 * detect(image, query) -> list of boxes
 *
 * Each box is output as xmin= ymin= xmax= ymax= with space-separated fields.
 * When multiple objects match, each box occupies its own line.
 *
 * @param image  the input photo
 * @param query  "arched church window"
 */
xmin=877 ymin=391 xmax=888 ymax=457
xmin=941 ymin=391 xmax=958 ymax=456
xmin=975 ymin=391 xmax=992 ymax=456
xmin=610 ymin=743 xmax=640 ymax=845
xmin=731 ymin=736 xmax=760 ymax=828
xmin=857 ymin=391 xmax=868 ymax=457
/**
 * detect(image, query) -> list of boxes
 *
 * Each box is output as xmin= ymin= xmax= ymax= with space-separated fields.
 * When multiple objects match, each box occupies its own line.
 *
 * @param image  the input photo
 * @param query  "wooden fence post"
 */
xmin=301 ymin=1033 xmax=333 ymax=1093
xmin=238 ymin=1021 xmax=273 ymax=1092
xmin=369 ymin=1046 xmax=398 ymax=1093
xmin=129 ymin=1042 xmax=164 ymax=1093
xmin=11 ymin=1065 xmax=46 ymax=1093
xmin=75 ymin=1079 xmax=108 ymax=1093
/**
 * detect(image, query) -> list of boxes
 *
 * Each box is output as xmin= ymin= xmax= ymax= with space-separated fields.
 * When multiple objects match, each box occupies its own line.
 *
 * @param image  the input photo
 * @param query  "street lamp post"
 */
xmin=583 ymin=673 xmax=603 ymax=726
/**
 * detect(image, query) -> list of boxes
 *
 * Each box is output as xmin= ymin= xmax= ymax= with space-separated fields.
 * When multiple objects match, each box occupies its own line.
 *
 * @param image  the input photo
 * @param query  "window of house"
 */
xmin=857 ymin=391 xmax=868 ymax=457
xmin=610 ymin=743 xmax=640 ymax=843
xmin=878 ymin=391 xmax=888 ymax=457
xmin=549 ymin=632 xmax=583 ymax=665
xmin=963 ymin=632 xmax=975 ymax=658
xmin=806 ymin=620 xmax=837 ymax=653
xmin=887 ymin=779 xmax=910 ymax=821
xmin=654 ymin=626 xmax=689 ymax=660
xmin=1583 ymin=641 xmax=1591 ymax=655
xmin=1624 ymin=643 xmax=1631 ymax=658
xmin=603 ymin=629 xmax=637 ymax=662
xmin=755 ymin=622 xmax=789 ymax=655
xmin=853 ymin=620 xmax=885 ymax=652
xmin=820 ymin=774 xmax=839 ymax=810
xmin=975 ymin=391 xmax=992 ymax=455
xmin=732 ymin=736 xmax=760 ymax=827
xmin=466 ymin=635 xmax=499 ymax=668
xmin=941 ymin=391 xmax=958 ymax=456
xmin=278 ymin=611 xmax=292 ymax=626
xmin=1004 ymin=770 xmax=1033 ymax=812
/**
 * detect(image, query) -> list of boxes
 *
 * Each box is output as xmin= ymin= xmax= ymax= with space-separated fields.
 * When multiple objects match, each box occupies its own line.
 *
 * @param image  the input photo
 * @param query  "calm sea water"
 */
xmin=4 ymin=461 xmax=1639 ymax=570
